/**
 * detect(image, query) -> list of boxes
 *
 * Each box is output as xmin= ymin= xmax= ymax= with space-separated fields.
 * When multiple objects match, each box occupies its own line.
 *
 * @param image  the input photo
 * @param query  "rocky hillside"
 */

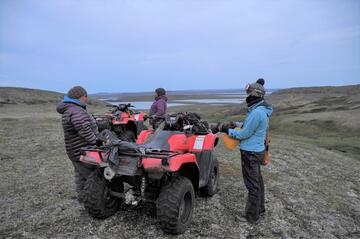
xmin=0 ymin=87 xmax=106 ymax=106
xmin=266 ymin=84 xmax=360 ymax=159
xmin=267 ymin=84 xmax=360 ymax=109
xmin=0 ymin=108 xmax=359 ymax=238
xmin=0 ymin=85 xmax=359 ymax=238
xmin=204 ymin=84 xmax=360 ymax=159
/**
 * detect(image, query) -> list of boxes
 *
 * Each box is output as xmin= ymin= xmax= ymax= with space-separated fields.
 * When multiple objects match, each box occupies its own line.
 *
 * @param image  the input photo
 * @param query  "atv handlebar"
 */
xmin=105 ymin=103 xmax=137 ymax=114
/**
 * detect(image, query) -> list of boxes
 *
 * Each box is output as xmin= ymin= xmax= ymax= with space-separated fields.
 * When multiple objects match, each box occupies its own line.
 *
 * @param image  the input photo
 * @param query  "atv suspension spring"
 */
xmin=141 ymin=176 xmax=147 ymax=197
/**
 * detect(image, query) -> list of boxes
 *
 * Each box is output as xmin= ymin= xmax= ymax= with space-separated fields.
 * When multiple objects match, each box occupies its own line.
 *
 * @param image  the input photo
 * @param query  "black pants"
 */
xmin=241 ymin=150 xmax=265 ymax=222
xmin=71 ymin=161 xmax=96 ymax=202
xmin=149 ymin=118 xmax=164 ymax=130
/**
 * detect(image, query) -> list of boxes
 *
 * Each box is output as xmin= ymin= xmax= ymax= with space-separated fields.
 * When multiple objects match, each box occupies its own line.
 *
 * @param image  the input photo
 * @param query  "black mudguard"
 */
xmin=195 ymin=150 xmax=214 ymax=188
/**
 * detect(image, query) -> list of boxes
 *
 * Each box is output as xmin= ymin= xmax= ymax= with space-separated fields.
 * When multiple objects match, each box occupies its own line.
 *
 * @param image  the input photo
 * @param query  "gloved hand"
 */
xmin=228 ymin=121 xmax=237 ymax=129
xmin=96 ymin=137 xmax=105 ymax=146
xmin=220 ymin=123 xmax=231 ymax=134
xmin=146 ymin=115 xmax=157 ymax=120
xmin=221 ymin=121 xmax=237 ymax=133
xmin=210 ymin=123 xmax=221 ymax=134
xmin=211 ymin=121 xmax=236 ymax=134
xmin=143 ymin=115 xmax=149 ymax=121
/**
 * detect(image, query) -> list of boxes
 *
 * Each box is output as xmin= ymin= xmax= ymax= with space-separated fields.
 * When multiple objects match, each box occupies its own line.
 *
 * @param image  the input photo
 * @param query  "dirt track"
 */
xmin=1 ymin=104 xmax=359 ymax=239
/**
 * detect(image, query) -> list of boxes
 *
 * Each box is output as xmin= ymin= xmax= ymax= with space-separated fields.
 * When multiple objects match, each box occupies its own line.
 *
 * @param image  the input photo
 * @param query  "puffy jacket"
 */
xmin=228 ymin=101 xmax=273 ymax=153
xmin=149 ymin=95 xmax=168 ymax=118
xmin=56 ymin=96 xmax=98 ymax=161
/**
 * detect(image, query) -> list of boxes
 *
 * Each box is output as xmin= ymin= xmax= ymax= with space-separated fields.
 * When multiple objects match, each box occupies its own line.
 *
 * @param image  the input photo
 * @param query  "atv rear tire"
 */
xmin=96 ymin=118 xmax=111 ymax=132
xmin=200 ymin=156 xmax=219 ymax=196
xmin=118 ymin=130 xmax=136 ymax=142
xmin=83 ymin=169 xmax=120 ymax=219
xmin=157 ymin=176 xmax=194 ymax=234
xmin=137 ymin=122 xmax=148 ymax=133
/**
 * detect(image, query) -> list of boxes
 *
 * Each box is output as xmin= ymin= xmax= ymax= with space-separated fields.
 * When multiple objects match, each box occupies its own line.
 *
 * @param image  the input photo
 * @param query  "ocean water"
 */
xmin=103 ymin=91 xmax=272 ymax=109
xmin=174 ymin=98 xmax=244 ymax=104
xmin=108 ymin=101 xmax=187 ymax=109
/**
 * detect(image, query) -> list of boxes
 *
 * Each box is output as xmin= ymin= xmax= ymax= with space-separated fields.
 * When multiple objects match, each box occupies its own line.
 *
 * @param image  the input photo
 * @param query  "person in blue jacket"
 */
xmin=215 ymin=78 xmax=273 ymax=224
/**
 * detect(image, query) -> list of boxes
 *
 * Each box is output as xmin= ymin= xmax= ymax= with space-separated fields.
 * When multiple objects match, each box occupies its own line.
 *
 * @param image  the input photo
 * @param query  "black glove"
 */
xmin=210 ymin=123 xmax=221 ymax=134
xmin=220 ymin=121 xmax=236 ymax=134
xmin=96 ymin=138 xmax=104 ymax=146
xmin=143 ymin=115 xmax=148 ymax=121
xmin=220 ymin=123 xmax=230 ymax=134
xmin=211 ymin=121 xmax=236 ymax=134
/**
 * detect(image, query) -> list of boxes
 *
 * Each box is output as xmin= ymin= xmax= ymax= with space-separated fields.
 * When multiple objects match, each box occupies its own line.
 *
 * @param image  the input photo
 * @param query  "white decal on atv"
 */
xmin=194 ymin=136 xmax=205 ymax=150
xmin=134 ymin=114 xmax=140 ymax=121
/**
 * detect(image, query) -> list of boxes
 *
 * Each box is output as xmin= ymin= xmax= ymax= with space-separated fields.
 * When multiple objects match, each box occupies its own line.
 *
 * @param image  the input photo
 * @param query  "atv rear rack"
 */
xmin=81 ymin=146 xmax=181 ymax=160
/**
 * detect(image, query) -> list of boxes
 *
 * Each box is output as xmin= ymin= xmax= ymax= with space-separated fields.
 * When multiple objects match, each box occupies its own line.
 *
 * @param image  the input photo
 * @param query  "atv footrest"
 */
xmin=109 ymin=190 xmax=125 ymax=199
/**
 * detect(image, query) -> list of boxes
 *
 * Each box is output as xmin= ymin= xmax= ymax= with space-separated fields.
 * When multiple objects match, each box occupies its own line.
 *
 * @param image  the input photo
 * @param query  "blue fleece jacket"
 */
xmin=63 ymin=95 xmax=86 ymax=108
xmin=228 ymin=101 xmax=273 ymax=153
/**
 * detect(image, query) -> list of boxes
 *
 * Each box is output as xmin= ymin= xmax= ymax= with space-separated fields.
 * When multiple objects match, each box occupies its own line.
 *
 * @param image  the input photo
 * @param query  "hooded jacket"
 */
xmin=228 ymin=101 xmax=273 ymax=153
xmin=149 ymin=95 xmax=168 ymax=118
xmin=56 ymin=96 xmax=98 ymax=161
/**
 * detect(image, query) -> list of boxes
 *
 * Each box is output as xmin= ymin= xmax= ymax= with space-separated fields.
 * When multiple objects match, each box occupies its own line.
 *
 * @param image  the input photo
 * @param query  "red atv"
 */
xmin=80 ymin=112 xmax=219 ymax=234
xmin=94 ymin=103 xmax=148 ymax=142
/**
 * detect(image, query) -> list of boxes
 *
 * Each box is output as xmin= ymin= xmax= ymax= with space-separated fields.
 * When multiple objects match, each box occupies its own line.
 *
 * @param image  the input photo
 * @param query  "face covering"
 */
xmin=246 ymin=95 xmax=263 ymax=107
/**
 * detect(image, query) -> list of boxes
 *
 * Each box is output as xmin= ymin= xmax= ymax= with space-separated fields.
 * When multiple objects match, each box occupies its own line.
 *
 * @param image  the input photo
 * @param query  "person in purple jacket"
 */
xmin=149 ymin=88 xmax=168 ymax=129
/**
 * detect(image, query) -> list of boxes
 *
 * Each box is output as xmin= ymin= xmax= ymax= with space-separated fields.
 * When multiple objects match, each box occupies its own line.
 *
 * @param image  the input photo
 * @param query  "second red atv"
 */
xmin=80 ymin=112 xmax=219 ymax=234
xmin=94 ymin=103 xmax=148 ymax=142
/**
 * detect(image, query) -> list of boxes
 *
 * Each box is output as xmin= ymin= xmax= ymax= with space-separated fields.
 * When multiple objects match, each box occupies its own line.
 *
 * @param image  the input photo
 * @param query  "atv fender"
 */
xmin=177 ymin=163 xmax=200 ymax=192
xmin=80 ymin=151 xmax=107 ymax=165
xmin=187 ymin=134 xmax=218 ymax=152
xmin=136 ymin=130 xmax=155 ymax=144
xmin=112 ymin=112 xmax=132 ymax=125
xmin=142 ymin=153 xmax=198 ymax=172
xmin=168 ymin=134 xmax=189 ymax=152
xmin=133 ymin=112 xmax=146 ymax=121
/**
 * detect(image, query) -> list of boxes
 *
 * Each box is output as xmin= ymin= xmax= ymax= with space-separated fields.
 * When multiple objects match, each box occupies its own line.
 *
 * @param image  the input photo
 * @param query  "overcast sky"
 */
xmin=0 ymin=0 xmax=359 ymax=93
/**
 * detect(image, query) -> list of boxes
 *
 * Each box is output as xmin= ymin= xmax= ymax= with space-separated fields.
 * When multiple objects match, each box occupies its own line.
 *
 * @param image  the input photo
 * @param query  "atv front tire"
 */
xmin=96 ymin=118 xmax=111 ymax=132
xmin=157 ymin=176 xmax=195 ymax=234
xmin=83 ymin=169 xmax=120 ymax=219
xmin=200 ymin=156 xmax=219 ymax=196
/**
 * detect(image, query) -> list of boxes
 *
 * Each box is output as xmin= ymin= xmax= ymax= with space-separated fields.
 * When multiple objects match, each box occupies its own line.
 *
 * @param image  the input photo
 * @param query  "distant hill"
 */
xmin=90 ymin=89 xmax=280 ymax=102
xmin=265 ymin=84 xmax=360 ymax=158
xmin=0 ymin=87 xmax=105 ymax=106
xmin=191 ymin=84 xmax=360 ymax=158
xmin=267 ymin=84 xmax=360 ymax=109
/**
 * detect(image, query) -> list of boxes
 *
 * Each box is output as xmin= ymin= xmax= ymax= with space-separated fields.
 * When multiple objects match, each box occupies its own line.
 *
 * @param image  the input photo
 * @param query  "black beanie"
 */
xmin=257 ymin=78 xmax=265 ymax=85
xmin=155 ymin=88 xmax=166 ymax=96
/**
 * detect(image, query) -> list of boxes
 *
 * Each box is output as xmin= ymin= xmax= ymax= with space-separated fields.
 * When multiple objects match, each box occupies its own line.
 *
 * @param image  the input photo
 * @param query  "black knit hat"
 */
xmin=67 ymin=86 xmax=87 ymax=99
xmin=155 ymin=88 xmax=166 ymax=96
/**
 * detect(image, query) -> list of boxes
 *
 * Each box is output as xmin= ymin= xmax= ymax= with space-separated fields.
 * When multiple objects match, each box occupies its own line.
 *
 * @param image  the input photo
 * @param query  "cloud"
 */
xmin=306 ymin=25 xmax=360 ymax=43
xmin=0 ymin=0 xmax=359 ymax=91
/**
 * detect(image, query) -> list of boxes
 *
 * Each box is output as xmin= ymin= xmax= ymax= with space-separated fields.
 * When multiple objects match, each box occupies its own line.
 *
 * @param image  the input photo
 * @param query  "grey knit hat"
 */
xmin=67 ymin=86 xmax=87 ymax=99
xmin=245 ymin=78 xmax=266 ymax=98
